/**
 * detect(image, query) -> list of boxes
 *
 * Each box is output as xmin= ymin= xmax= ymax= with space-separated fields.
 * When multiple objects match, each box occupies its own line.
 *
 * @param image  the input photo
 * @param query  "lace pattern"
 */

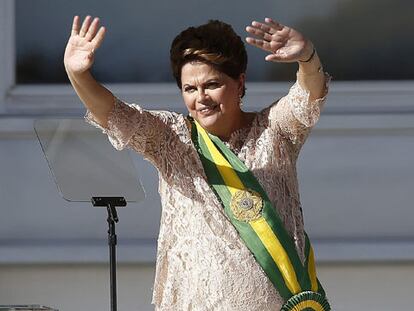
xmin=85 ymin=74 xmax=330 ymax=310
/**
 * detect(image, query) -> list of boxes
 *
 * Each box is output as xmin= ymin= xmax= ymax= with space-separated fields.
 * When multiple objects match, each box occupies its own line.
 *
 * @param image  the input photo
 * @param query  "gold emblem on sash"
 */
xmin=230 ymin=189 xmax=263 ymax=222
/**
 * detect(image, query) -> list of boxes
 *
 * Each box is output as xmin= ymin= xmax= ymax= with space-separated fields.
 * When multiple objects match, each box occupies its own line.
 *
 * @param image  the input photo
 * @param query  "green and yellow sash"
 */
xmin=191 ymin=119 xmax=330 ymax=311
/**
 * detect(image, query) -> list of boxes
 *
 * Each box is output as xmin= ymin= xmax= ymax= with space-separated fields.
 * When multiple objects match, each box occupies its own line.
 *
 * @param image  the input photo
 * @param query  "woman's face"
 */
xmin=181 ymin=61 xmax=244 ymax=138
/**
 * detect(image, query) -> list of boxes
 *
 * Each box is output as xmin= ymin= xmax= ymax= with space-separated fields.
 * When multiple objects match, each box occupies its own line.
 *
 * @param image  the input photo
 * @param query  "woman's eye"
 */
xmin=206 ymin=82 xmax=219 ymax=89
xmin=184 ymin=87 xmax=195 ymax=93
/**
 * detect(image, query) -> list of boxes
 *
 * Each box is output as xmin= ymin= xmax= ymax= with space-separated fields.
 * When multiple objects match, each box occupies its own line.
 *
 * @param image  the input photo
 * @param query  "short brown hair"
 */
xmin=170 ymin=20 xmax=248 ymax=96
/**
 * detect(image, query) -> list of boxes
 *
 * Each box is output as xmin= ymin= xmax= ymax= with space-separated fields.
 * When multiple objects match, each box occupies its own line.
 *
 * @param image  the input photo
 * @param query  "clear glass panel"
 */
xmin=16 ymin=0 xmax=414 ymax=83
xmin=34 ymin=119 xmax=145 ymax=203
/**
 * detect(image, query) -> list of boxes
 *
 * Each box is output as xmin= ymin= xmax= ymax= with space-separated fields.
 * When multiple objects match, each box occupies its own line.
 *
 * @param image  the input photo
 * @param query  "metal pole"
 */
xmin=92 ymin=197 xmax=125 ymax=311
xmin=107 ymin=205 xmax=118 ymax=311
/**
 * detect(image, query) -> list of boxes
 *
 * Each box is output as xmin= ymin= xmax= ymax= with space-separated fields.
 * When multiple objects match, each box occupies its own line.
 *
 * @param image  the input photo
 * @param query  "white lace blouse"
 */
xmin=86 ymin=73 xmax=330 ymax=311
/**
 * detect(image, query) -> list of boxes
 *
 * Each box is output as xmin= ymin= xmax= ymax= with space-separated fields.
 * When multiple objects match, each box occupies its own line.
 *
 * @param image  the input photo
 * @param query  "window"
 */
xmin=15 ymin=0 xmax=414 ymax=84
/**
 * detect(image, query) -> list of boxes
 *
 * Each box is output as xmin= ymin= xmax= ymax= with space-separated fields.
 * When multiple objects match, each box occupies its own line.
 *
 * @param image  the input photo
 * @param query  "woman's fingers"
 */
xmin=265 ymin=53 xmax=286 ymax=62
xmin=246 ymin=37 xmax=268 ymax=50
xmin=264 ymin=17 xmax=283 ymax=30
xmin=251 ymin=21 xmax=272 ymax=34
xmin=71 ymin=16 xmax=80 ymax=36
xmin=246 ymin=18 xmax=286 ymax=47
xmin=71 ymin=15 xmax=104 ymax=48
xmin=245 ymin=37 xmax=283 ymax=53
xmin=85 ymin=17 xmax=100 ymax=41
xmin=91 ymin=26 xmax=106 ymax=49
xmin=245 ymin=26 xmax=273 ymax=42
xmin=246 ymin=17 xmax=292 ymax=57
xmin=246 ymin=17 xmax=308 ymax=63
xmin=246 ymin=37 xmax=281 ymax=53
xmin=79 ymin=15 xmax=92 ymax=37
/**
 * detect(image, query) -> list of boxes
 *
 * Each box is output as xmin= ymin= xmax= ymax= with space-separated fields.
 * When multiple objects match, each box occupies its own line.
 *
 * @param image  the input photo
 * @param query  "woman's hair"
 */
xmin=170 ymin=20 xmax=248 ymax=97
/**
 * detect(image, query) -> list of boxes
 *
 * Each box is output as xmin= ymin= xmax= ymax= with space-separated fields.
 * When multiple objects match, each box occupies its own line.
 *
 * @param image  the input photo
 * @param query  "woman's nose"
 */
xmin=196 ymin=88 xmax=207 ymax=103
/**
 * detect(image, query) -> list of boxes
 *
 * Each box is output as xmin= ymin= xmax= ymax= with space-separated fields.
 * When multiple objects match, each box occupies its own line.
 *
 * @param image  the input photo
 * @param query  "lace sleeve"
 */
xmin=269 ymin=72 xmax=331 ymax=158
xmin=84 ymin=96 xmax=180 ymax=165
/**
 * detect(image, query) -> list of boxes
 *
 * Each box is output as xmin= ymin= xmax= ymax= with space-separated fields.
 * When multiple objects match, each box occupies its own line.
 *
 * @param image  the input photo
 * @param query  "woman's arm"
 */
xmin=245 ymin=17 xmax=330 ymax=157
xmin=297 ymin=42 xmax=326 ymax=101
xmin=64 ymin=15 xmax=184 ymax=171
xmin=64 ymin=15 xmax=114 ymax=128
xmin=245 ymin=17 xmax=326 ymax=101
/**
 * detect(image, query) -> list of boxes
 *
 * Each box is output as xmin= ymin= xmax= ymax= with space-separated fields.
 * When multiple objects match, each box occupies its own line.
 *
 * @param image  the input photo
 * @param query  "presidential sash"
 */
xmin=190 ymin=119 xmax=331 ymax=311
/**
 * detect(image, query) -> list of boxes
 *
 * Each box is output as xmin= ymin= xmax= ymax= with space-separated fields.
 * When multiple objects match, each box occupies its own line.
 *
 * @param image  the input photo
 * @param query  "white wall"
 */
xmin=0 ymin=264 xmax=155 ymax=310
xmin=1 ymin=263 xmax=413 ymax=310
xmin=2 ymin=82 xmax=414 ymax=264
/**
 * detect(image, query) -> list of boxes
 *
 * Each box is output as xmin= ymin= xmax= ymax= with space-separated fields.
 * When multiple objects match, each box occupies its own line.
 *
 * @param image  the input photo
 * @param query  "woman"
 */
xmin=64 ymin=15 xmax=331 ymax=311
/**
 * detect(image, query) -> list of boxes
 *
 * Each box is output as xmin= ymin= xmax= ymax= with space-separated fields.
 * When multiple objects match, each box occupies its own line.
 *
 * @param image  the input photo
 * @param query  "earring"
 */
xmin=239 ymin=94 xmax=243 ymax=107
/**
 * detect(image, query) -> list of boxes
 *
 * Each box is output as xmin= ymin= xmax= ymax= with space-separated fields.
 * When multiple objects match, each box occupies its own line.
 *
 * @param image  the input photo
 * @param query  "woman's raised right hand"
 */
xmin=64 ymin=16 xmax=106 ymax=75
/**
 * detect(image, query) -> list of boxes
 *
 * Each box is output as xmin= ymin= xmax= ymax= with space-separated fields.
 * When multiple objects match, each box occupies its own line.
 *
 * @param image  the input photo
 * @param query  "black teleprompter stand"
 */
xmin=91 ymin=197 xmax=127 ymax=311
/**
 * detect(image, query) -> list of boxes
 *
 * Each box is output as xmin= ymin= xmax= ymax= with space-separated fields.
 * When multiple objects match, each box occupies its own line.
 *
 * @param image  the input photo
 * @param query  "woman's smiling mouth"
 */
xmin=197 ymin=105 xmax=219 ymax=114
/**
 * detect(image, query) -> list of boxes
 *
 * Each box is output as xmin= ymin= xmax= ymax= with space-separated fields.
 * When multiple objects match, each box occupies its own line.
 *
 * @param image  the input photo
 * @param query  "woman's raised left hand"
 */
xmin=245 ymin=17 xmax=314 ymax=63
